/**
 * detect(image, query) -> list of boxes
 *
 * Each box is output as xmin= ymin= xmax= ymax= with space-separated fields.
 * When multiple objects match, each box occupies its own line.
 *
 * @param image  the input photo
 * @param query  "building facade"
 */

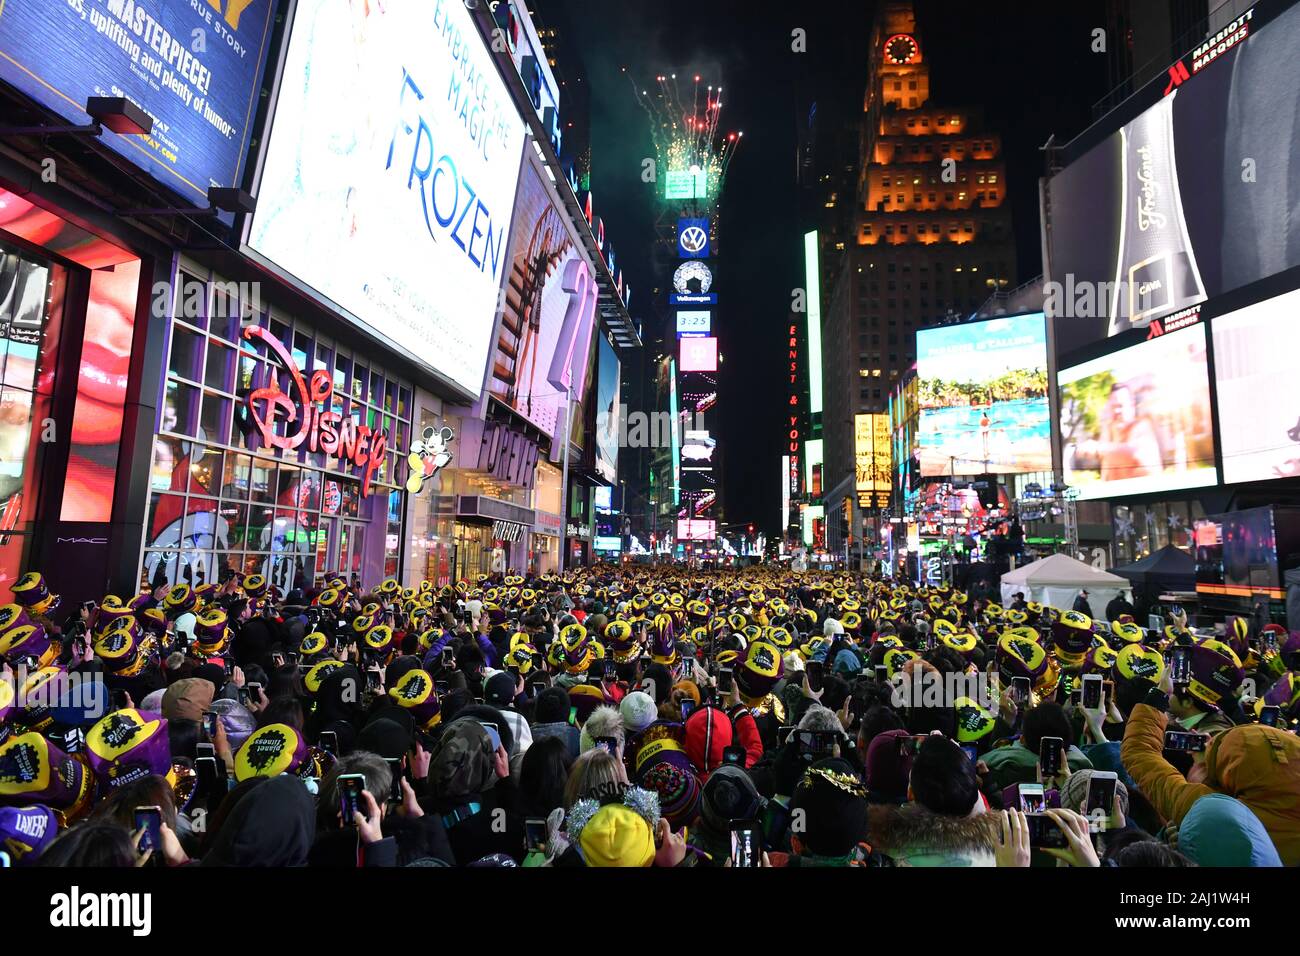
xmin=820 ymin=0 xmax=1017 ymax=561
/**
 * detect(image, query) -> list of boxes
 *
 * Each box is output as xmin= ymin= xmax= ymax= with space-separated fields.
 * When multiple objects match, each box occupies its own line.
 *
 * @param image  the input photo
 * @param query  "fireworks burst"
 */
xmin=629 ymin=70 xmax=742 ymax=209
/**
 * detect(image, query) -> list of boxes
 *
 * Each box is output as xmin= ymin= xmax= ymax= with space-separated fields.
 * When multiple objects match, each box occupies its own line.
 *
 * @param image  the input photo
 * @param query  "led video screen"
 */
xmin=1059 ymin=324 xmax=1216 ymax=499
xmin=916 ymin=313 xmax=1051 ymax=477
xmin=1210 ymin=287 xmax=1300 ymax=485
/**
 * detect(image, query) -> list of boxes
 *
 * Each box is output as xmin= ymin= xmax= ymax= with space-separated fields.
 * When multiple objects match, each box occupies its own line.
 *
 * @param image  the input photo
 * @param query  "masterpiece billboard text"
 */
xmin=0 ymin=0 xmax=274 ymax=204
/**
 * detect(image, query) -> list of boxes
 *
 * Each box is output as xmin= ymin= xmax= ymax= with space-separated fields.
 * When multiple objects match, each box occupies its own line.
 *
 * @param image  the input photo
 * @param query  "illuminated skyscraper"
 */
xmin=820 ymin=0 xmax=1017 ymax=558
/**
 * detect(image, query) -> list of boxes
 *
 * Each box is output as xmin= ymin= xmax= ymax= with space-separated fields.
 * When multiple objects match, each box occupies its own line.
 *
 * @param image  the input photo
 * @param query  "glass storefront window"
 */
xmin=165 ymin=380 xmax=200 ymax=437
xmin=222 ymin=453 xmax=251 ymax=500
xmin=222 ymin=501 xmax=250 ymax=550
xmin=209 ymin=282 xmax=241 ymax=344
xmin=169 ymin=325 xmax=205 ymax=381
xmin=454 ymin=522 xmax=492 ymax=581
xmin=205 ymin=338 xmax=236 ymax=392
xmin=148 ymin=266 xmax=413 ymax=589
xmin=200 ymin=391 xmax=230 ymax=448
xmin=1112 ymin=501 xmax=1205 ymax=564
xmin=189 ymin=447 xmax=222 ymax=496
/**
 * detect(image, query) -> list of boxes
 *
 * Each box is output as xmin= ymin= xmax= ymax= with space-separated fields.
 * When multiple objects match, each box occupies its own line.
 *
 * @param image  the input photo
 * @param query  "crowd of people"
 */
xmin=1 ymin=564 xmax=1298 ymax=868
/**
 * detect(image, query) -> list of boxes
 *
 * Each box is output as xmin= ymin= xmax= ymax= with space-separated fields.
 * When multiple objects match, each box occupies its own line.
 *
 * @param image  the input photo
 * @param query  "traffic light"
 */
xmin=748 ymin=524 xmax=754 ymax=535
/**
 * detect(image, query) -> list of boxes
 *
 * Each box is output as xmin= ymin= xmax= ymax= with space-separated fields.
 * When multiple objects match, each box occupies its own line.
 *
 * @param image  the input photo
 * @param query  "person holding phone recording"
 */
xmin=980 ymin=701 xmax=1094 ymax=794
xmin=1122 ymin=657 xmax=1300 ymax=865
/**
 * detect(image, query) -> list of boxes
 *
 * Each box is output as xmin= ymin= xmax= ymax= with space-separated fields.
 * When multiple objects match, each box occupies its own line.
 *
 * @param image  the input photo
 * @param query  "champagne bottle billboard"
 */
xmin=1047 ymin=1 xmax=1300 ymax=358
xmin=1108 ymin=94 xmax=1206 ymax=334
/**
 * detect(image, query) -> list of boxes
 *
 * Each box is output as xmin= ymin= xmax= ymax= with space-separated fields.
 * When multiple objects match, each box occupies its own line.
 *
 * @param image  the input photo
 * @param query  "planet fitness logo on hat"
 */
xmin=235 ymin=723 xmax=305 ymax=781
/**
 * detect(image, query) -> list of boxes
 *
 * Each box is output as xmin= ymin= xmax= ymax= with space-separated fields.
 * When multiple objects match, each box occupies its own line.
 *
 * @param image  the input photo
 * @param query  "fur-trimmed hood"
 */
xmin=868 ymin=803 xmax=999 ymax=861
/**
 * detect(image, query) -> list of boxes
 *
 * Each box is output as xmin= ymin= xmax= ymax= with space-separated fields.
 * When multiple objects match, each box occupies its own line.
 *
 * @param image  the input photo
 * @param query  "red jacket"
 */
xmin=683 ymin=704 xmax=763 ymax=780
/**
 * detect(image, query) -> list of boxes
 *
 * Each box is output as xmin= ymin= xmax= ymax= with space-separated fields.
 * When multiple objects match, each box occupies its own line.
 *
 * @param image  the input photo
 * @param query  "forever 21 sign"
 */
xmin=241 ymin=326 xmax=389 ymax=498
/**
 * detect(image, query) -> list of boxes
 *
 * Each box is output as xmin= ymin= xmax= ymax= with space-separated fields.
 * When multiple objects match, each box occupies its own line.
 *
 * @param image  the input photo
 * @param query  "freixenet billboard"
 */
xmin=246 ymin=0 xmax=526 ymax=398
xmin=0 ymin=0 xmax=275 ymax=205
xmin=1046 ymin=1 xmax=1300 ymax=358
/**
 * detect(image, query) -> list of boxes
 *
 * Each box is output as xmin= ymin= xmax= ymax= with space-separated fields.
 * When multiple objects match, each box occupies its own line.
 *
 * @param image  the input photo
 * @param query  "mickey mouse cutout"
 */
xmin=406 ymin=426 xmax=455 ymax=494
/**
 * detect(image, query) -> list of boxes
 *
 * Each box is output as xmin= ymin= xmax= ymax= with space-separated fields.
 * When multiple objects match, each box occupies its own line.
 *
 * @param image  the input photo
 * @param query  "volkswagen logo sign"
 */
xmin=680 ymin=225 xmax=708 ymax=254
xmin=677 ymin=217 xmax=710 ymax=258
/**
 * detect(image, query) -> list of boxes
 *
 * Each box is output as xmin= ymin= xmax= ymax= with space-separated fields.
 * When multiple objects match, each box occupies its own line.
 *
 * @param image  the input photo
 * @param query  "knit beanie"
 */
xmin=620 ymin=691 xmax=658 ymax=734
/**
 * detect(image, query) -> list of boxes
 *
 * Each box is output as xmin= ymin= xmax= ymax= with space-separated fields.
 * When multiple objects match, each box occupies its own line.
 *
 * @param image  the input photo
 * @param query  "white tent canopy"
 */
xmin=1000 ymin=553 xmax=1131 ymax=620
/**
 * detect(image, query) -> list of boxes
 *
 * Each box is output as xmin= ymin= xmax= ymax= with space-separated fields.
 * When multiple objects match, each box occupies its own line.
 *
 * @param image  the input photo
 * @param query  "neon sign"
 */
xmin=242 ymin=326 xmax=389 ymax=498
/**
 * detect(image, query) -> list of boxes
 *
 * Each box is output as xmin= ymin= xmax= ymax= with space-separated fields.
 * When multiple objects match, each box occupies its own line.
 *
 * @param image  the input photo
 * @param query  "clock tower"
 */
xmin=815 ymin=0 xmax=1018 ymax=561
xmin=879 ymin=17 xmax=926 ymax=110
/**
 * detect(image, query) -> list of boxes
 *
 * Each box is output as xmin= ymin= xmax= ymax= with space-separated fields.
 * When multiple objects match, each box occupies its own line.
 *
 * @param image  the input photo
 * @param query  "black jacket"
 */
xmin=425 ymin=780 xmax=524 ymax=865
xmin=201 ymin=775 xmax=315 ymax=866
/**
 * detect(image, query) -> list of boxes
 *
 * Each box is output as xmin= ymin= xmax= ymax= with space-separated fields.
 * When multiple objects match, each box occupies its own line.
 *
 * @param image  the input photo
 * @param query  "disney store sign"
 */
xmin=241 ymin=326 xmax=389 ymax=498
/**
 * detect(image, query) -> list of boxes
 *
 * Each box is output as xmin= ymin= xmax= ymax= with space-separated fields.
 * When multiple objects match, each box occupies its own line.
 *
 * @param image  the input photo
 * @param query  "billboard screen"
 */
xmin=854 ymin=413 xmax=892 ymax=508
xmin=803 ymin=232 xmax=824 ymax=415
xmin=595 ymin=335 xmax=620 ymax=484
xmin=665 ymin=169 xmax=708 ymax=200
xmin=676 ymin=310 xmax=711 ymax=335
xmin=1059 ymin=323 xmax=1216 ymax=499
xmin=676 ymin=518 xmax=716 ymax=541
xmin=680 ymin=337 xmax=718 ymax=373
xmin=1046 ymin=2 xmax=1300 ymax=357
xmin=246 ymin=0 xmax=525 ymax=396
xmin=489 ymin=155 xmax=598 ymax=447
xmin=1194 ymin=506 xmax=1297 ymax=600
xmin=0 ymin=0 xmax=274 ymax=206
xmin=682 ymin=429 xmax=716 ymax=463
xmin=916 ymin=313 xmax=1051 ymax=477
xmin=61 ymin=260 xmax=140 ymax=523
xmin=1210 ymin=287 xmax=1300 ymax=485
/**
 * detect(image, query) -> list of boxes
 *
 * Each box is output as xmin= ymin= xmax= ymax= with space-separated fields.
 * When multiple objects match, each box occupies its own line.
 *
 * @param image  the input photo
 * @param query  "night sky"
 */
xmin=557 ymin=0 xmax=1113 ymax=535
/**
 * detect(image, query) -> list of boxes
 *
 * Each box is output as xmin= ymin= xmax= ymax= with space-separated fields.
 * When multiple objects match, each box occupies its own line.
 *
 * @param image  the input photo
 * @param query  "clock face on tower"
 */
xmin=884 ymin=33 xmax=920 ymax=65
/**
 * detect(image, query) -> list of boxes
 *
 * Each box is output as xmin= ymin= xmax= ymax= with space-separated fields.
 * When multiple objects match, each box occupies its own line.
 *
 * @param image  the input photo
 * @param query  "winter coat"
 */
xmin=1121 ymin=702 xmax=1300 ymax=865
xmin=980 ymin=740 xmax=1093 ymax=793
xmin=531 ymin=721 xmax=581 ymax=760
xmin=866 ymin=803 xmax=998 ymax=867
xmin=200 ymin=775 xmax=315 ymax=867
xmin=426 ymin=781 xmax=524 ymax=866
xmin=683 ymin=704 xmax=763 ymax=780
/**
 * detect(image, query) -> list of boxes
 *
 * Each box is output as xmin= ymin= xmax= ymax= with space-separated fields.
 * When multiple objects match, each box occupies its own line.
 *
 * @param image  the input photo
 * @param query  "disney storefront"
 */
xmin=141 ymin=261 xmax=414 ymax=593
